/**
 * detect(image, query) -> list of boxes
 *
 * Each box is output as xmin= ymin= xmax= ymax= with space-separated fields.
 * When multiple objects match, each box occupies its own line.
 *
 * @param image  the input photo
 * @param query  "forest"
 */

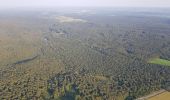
xmin=0 ymin=8 xmax=170 ymax=100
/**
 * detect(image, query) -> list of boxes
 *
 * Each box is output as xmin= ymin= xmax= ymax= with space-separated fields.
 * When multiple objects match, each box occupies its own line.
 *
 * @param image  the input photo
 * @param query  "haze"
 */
xmin=1 ymin=0 xmax=170 ymax=8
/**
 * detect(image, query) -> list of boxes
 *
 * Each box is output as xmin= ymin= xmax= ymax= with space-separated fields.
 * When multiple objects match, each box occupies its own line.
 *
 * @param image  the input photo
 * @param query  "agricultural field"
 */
xmin=148 ymin=91 xmax=170 ymax=100
xmin=149 ymin=58 xmax=170 ymax=66
xmin=0 ymin=8 xmax=170 ymax=100
xmin=137 ymin=90 xmax=170 ymax=100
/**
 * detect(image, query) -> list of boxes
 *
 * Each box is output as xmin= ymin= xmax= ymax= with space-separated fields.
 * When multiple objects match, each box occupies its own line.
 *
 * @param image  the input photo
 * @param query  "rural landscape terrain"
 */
xmin=0 ymin=8 xmax=170 ymax=100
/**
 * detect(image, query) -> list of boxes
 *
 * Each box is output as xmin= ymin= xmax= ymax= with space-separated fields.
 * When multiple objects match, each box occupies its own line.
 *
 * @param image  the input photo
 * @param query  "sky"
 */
xmin=0 ymin=0 xmax=170 ymax=8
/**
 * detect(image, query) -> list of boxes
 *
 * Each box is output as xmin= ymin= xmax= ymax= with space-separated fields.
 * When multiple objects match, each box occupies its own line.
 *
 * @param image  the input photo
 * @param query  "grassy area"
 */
xmin=148 ymin=91 xmax=170 ymax=100
xmin=94 ymin=75 xmax=108 ymax=80
xmin=148 ymin=58 xmax=170 ymax=66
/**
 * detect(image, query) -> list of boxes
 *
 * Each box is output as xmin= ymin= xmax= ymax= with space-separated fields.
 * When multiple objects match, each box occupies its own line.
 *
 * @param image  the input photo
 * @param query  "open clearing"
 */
xmin=148 ymin=91 xmax=170 ymax=100
xmin=137 ymin=90 xmax=170 ymax=100
xmin=148 ymin=58 xmax=170 ymax=66
xmin=56 ymin=16 xmax=87 ymax=23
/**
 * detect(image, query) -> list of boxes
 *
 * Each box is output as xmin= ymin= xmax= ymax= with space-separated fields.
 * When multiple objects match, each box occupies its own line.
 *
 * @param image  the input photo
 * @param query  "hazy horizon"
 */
xmin=0 ymin=0 xmax=170 ymax=9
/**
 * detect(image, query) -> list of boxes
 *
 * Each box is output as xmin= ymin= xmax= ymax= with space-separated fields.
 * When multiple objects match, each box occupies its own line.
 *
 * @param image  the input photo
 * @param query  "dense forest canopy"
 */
xmin=0 ymin=8 xmax=170 ymax=100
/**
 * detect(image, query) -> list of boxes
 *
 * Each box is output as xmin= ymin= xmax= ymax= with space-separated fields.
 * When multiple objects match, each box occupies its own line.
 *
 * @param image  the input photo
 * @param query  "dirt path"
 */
xmin=136 ymin=89 xmax=166 ymax=100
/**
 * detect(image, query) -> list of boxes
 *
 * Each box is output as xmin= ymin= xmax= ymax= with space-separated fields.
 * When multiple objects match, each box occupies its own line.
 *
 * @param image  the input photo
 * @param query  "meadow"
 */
xmin=149 ymin=58 xmax=170 ymax=66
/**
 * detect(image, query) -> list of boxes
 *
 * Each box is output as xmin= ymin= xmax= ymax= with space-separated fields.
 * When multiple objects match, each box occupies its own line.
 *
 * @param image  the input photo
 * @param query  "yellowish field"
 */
xmin=56 ymin=16 xmax=87 ymax=23
xmin=0 ymin=20 xmax=41 ymax=66
xmin=94 ymin=75 xmax=108 ymax=80
xmin=148 ymin=91 xmax=170 ymax=100
xmin=0 ymin=19 xmax=65 ymax=99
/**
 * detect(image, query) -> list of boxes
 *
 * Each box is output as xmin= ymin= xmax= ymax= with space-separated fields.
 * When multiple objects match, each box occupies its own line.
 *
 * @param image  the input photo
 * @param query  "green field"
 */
xmin=149 ymin=58 xmax=170 ymax=66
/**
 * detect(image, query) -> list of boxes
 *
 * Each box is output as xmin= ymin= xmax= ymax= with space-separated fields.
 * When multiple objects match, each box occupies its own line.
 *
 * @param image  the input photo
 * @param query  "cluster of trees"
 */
xmin=41 ymin=17 xmax=170 ymax=100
